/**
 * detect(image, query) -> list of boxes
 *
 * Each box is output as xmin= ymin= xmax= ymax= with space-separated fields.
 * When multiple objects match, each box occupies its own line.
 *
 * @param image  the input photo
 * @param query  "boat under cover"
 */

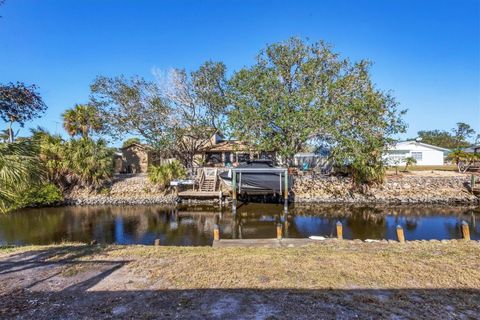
xmin=219 ymin=161 xmax=291 ymax=195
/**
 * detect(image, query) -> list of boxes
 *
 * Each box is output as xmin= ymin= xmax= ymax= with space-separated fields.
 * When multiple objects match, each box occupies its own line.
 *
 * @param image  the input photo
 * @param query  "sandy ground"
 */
xmin=0 ymin=241 xmax=479 ymax=319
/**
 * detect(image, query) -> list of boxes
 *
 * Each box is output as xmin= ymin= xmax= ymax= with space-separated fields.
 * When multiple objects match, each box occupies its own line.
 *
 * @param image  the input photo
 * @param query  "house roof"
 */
xmin=120 ymin=142 xmax=153 ymax=151
xmin=391 ymin=141 xmax=451 ymax=152
xmin=199 ymin=140 xmax=250 ymax=152
xmin=464 ymin=144 xmax=480 ymax=153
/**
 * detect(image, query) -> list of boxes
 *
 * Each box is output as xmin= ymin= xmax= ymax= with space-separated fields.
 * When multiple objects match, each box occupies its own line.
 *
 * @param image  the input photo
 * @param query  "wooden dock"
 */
xmin=212 ymin=238 xmax=319 ymax=248
xmin=178 ymin=190 xmax=223 ymax=199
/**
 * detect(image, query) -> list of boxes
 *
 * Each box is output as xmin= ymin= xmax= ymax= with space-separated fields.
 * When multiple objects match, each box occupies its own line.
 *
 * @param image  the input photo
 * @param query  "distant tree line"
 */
xmin=415 ymin=122 xmax=478 ymax=150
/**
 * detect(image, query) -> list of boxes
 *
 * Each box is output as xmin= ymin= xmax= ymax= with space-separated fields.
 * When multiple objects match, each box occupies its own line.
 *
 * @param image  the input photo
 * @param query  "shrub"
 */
xmin=33 ymin=130 xmax=115 ymax=190
xmin=351 ymin=159 xmax=385 ymax=187
xmin=14 ymin=183 xmax=63 ymax=209
xmin=148 ymin=160 xmax=186 ymax=189
xmin=0 ymin=141 xmax=44 ymax=213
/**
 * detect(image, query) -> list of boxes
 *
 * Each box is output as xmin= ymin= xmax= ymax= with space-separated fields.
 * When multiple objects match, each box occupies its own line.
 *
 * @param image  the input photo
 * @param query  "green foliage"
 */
xmin=91 ymin=61 xmax=228 ymax=167
xmin=0 ymin=141 xmax=44 ymax=212
xmin=0 ymin=82 xmax=47 ymax=142
xmin=351 ymin=160 xmax=386 ymax=186
xmin=61 ymin=138 xmax=114 ymax=188
xmin=62 ymin=104 xmax=103 ymax=138
xmin=404 ymin=157 xmax=417 ymax=172
xmin=14 ymin=183 xmax=63 ymax=209
xmin=99 ymin=187 xmax=111 ymax=196
xmin=148 ymin=160 xmax=186 ymax=189
xmin=417 ymin=122 xmax=476 ymax=149
xmin=122 ymin=137 xmax=141 ymax=148
xmin=228 ymin=37 xmax=405 ymax=186
xmin=31 ymin=129 xmax=114 ymax=190
xmin=90 ymin=76 xmax=171 ymax=146
xmin=447 ymin=149 xmax=480 ymax=173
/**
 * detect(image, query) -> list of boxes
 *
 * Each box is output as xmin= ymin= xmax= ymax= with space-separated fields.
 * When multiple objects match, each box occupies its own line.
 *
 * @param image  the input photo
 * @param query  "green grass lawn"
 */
xmin=0 ymin=241 xmax=479 ymax=318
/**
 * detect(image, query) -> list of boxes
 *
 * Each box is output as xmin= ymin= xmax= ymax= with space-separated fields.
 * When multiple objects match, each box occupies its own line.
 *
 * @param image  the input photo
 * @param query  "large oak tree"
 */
xmin=228 ymin=38 xmax=406 ymax=184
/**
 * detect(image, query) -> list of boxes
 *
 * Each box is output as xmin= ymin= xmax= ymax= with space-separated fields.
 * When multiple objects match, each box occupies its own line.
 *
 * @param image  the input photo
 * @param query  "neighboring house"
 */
xmin=114 ymin=143 xmax=161 ymax=174
xmin=464 ymin=144 xmax=480 ymax=154
xmin=196 ymin=139 xmax=276 ymax=167
xmin=384 ymin=141 xmax=450 ymax=166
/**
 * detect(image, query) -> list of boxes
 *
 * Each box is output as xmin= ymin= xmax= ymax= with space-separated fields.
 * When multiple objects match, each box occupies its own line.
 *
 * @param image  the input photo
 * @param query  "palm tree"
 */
xmin=62 ymin=138 xmax=114 ymax=188
xmin=447 ymin=149 xmax=479 ymax=173
xmin=403 ymin=156 xmax=417 ymax=172
xmin=0 ymin=141 xmax=43 ymax=212
xmin=62 ymin=104 xmax=103 ymax=138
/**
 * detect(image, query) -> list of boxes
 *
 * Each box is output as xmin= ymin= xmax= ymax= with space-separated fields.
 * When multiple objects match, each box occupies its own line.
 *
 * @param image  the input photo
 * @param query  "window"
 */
xmin=206 ymin=152 xmax=222 ymax=164
xmin=411 ymin=152 xmax=422 ymax=161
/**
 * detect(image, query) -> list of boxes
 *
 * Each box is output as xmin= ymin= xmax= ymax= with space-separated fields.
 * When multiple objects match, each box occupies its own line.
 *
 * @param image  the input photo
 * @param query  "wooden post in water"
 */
xmin=284 ymin=213 xmax=290 ymax=238
xmin=336 ymin=221 xmax=343 ymax=240
xmin=461 ymin=221 xmax=470 ymax=241
xmin=396 ymin=225 xmax=405 ymax=243
xmin=232 ymin=170 xmax=237 ymax=214
xmin=276 ymin=223 xmax=283 ymax=239
xmin=213 ymin=224 xmax=220 ymax=241
xmin=154 ymin=239 xmax=161 ymax=246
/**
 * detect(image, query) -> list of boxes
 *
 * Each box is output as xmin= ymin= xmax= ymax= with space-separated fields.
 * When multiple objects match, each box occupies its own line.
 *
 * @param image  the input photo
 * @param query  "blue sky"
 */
xmin=0 ymin=0 xmax=479 ymax=142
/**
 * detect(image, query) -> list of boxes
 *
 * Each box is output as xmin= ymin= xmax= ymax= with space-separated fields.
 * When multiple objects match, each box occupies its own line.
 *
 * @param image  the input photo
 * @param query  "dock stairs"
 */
xmin=177 ymin=167 xmax=223 ymax=200
xmin=197 ymin=168 xmax=218 ymax=192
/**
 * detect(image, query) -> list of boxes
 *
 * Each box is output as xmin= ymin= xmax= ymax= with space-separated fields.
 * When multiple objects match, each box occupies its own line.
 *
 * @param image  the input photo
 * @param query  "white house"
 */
xmin=384 ymin=141 xmax=450 ymax=166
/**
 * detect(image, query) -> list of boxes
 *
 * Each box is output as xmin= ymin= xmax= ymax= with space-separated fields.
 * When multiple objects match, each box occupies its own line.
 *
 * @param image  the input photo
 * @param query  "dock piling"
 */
xmin=214 ymin=224 xmax=220 ymax=241
xmin=396 ymin=225 xmax=405 ymax=243
xmin=276 ymin=223 xmax=283 ymax=239
xmin=336 ymin=221 xmax=343 ymax=240
xmin=232 ymin=170 xmax=237 ymax=214
xmin=461 ymin=221 xmax=470 ymax=240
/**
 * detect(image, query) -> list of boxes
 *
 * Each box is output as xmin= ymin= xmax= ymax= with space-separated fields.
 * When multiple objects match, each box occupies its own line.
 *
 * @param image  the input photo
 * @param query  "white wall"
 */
xmin=384 ymin=142 xmax=445 ymax=166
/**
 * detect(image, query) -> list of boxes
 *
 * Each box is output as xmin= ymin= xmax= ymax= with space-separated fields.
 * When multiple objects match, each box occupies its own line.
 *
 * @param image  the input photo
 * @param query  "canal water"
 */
xmin=0 ymin=203 xmax=478 ymax=246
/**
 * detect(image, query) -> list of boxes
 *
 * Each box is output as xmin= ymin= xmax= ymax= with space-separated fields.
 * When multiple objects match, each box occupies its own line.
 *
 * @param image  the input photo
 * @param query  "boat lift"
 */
xmin=230 ymin=167 xmax=289 ymax=213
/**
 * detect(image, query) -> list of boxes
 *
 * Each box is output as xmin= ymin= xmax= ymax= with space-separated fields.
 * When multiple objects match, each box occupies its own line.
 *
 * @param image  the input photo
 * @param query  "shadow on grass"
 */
xmin=0 ymin=246 xmax=478 ymax=319
xmin=0 ymin=245 xmax=125 ymax=275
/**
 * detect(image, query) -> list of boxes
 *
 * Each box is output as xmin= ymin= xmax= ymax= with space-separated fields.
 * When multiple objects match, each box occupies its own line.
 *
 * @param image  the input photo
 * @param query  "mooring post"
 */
xmin=283 ymin=212 xmax=290 ymax=238
xmin=396 ymin=225 xmax=405 ymax=243
xmin=154 ymin=239 xmax=161 ymax=246
xmin=232 ymin=170 xmax=237 ymax=214
xmin=336 ymin=221 xmax=343 ymax=240
xmin=276 ymin=223 xmax=283 ymax=239
xmin=471 ymin=175 xmax=476 ymax=194
xmin=461 ymin=221 xmax=470 ymax=240
xmin=213 ymin=224 xmax=220 ymax=241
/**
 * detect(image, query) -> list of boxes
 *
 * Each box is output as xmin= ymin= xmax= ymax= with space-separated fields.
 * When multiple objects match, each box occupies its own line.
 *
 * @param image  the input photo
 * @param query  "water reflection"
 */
xmin=0 ymin=204 xmax=479 ymax=246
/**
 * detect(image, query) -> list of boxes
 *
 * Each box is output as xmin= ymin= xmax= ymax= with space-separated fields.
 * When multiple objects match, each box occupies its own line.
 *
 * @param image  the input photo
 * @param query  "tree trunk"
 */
xmin=8 ymin=118 xmax=13 ymax=143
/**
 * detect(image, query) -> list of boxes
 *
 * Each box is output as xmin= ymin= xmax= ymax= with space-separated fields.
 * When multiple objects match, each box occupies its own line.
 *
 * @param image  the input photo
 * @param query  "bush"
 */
xmin=14 ymin=183 xmax=63 ymax=209
xmin=148 ymin=160 xmax=186 ymax=189
xmin=351 ymin=160 xmax=385 ymax=187
xmin=33 ymin=130 xmax=115 ymax=190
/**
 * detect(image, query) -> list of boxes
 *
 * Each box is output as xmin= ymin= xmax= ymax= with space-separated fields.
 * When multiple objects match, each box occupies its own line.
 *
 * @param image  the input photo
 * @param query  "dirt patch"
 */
xmin=0 ymin=242 xmax=479 ymax=319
